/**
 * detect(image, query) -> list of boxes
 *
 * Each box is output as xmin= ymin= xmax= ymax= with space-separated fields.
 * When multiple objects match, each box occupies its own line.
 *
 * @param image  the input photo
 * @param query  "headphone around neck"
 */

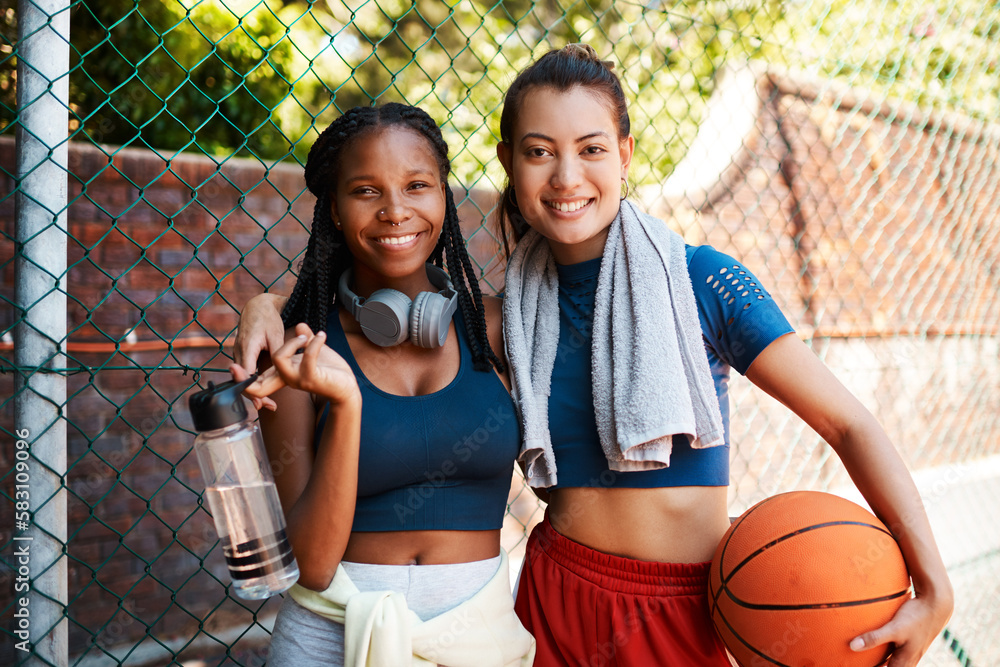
xmin=337 ymin=264 xmax=459 ymax=348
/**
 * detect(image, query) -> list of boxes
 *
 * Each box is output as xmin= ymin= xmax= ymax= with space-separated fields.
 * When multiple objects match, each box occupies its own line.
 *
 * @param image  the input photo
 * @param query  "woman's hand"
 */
xmin=233 ymin=293 xmax=288 ymax=410
xmin=229 ymin=363 xmax=285 ymax=407
xmin=267 ymin=323 xmax=360 ymax=406
xmin=851 ymin=588 xmax=953 ymax=666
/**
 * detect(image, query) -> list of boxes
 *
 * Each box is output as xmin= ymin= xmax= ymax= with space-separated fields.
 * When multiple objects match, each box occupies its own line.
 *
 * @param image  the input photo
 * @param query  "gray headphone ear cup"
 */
xmin=411 ymin=291 xmax=449 ymax=348
xmin=358 ymin=289 xmax=411 ymax=347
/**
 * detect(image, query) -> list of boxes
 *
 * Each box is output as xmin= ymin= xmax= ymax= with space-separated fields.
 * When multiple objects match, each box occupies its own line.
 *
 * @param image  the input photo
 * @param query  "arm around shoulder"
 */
xmin=235 ymin=292 xmax=290 ymax=373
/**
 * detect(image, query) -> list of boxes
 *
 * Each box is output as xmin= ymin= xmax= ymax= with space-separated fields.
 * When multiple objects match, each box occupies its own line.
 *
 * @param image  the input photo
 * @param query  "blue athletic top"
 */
xmin=315 ymin=308 xmax=519 ymax=531
xmin=548 ymin=245 xmax=795 ymax=489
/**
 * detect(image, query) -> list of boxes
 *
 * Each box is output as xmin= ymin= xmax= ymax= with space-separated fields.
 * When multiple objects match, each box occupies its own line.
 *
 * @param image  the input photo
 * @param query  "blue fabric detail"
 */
xmin=315 ymin=308 xmax=519 ymax=531
xmin=685 ymin=245 xmax=795 ymax=376
xmin=548 ymin=246 xmax=794 ymax=490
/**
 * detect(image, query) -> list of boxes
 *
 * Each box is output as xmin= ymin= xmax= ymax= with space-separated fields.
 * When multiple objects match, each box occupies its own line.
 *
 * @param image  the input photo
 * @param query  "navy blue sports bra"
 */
xmin=548 ymin=245 xmax=795 ymax=489
xmin=315 ymin=307 xmax=519 ymax=531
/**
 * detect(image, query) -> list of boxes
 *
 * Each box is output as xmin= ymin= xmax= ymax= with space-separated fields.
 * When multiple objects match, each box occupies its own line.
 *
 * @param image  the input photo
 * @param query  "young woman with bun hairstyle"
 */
xmin=495 ymin=44 xmax=951 ymax=667
xmin=230 ymin=102 xmax=533 ymax=667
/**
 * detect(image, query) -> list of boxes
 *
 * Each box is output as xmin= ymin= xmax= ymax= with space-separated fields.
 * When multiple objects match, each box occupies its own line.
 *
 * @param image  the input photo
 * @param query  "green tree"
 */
xmin=3 ymin=0 xmax=996 ymax=180
xmin=68 ymin=0 xmax=312 ymax=160
xmin=1 ymin=0 xmax=20 ymax=135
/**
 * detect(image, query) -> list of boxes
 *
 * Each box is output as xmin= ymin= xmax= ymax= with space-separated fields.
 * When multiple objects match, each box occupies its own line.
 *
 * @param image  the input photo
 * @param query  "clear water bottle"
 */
xmin=188 ymin=377 xmax=299 ymax=599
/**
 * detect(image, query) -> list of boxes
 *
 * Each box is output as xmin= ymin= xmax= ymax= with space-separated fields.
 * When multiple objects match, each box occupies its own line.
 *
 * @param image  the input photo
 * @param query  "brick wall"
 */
xmin=1 ymin=139 xmax=320 ymax=658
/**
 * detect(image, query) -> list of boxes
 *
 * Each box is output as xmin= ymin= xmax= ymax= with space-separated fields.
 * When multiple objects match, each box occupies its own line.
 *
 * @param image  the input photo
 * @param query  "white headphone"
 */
xmin=337 ymin=264 xmax=458 ymax=348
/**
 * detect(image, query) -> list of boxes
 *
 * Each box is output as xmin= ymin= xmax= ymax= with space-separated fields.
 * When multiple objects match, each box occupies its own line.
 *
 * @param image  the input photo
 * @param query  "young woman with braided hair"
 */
xmin=230 ymin=102 xmax=534 ymax=666
xmin=278 ymin=104 xmax=502 ymax=369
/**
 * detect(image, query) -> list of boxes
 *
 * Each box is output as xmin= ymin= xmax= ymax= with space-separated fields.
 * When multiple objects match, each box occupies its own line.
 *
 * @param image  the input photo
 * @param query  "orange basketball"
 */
xmin=708 ymin=491 xmax=911 ymax=667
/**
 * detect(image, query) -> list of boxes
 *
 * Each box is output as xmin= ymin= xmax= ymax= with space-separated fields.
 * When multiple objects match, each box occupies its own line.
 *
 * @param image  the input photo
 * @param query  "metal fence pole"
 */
xmin=14 ymin=0 xmax=70 ymax=664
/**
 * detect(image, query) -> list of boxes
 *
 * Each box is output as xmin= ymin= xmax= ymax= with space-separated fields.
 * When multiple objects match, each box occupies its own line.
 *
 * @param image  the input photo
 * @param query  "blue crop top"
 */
xmin=315 ymin=308 xmax=520 ymax=531
xmin=548 ymin=244 xmax=795 ymax=490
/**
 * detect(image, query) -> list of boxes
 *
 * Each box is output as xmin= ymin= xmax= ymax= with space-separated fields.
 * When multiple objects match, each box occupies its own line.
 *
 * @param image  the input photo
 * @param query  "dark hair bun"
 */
xmin=562 ymin=43 xmax=615 ymax=71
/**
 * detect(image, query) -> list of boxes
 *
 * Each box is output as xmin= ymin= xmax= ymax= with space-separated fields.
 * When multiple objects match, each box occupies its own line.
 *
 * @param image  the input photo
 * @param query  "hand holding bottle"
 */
xmin=188 ymin=377 xmax=301 ymax=599
xmin=232 ymin=323 xmax=360 ymax=409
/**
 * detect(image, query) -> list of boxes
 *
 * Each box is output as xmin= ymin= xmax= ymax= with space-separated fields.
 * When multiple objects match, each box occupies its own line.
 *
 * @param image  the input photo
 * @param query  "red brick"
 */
xmin=151 ymin=164 xmax=194 ymax=191
xmin=0 ymin=136 xmax=15 ymax=170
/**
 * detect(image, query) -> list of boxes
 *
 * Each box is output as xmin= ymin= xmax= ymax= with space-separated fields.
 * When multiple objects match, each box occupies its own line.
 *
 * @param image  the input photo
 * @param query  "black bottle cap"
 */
xmin=188 ymin=376 xmax=257 ymax=432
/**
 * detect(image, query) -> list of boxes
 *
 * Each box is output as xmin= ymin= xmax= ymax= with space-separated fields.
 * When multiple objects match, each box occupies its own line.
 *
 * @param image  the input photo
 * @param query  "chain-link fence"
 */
xmin=2 ymin=0 xmax=998 ymax=665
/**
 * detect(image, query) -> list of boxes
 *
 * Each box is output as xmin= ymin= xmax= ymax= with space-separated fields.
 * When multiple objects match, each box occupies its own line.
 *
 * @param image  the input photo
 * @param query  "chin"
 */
xmin=556 ymin=226 xmax=606 ymax=245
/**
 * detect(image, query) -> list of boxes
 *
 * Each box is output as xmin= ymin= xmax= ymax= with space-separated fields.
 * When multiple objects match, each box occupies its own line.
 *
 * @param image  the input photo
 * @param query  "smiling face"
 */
xmin=331 ymin=125 xmax=447 ymax=295
xmin=498 ymin=85 xmax=634 ymax=265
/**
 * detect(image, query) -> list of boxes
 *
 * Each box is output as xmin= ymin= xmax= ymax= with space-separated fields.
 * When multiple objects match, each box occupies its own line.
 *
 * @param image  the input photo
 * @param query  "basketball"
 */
xmin=708 ymin=491 xmax=911 ymax=667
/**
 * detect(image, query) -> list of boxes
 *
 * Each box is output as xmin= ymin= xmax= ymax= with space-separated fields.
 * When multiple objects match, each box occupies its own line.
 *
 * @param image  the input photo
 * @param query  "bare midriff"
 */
xmin=546 ymin=485 xmax=730 ymax=563
xmin=341 ymin=529 xmax=501 ymax=565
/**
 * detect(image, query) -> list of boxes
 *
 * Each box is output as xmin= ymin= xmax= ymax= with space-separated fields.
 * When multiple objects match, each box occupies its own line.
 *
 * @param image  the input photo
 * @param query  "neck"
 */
xmin=547 ymin=228 xmax=610 ymax=265
xmin=351 ymin=263 xmax=438 ymax=300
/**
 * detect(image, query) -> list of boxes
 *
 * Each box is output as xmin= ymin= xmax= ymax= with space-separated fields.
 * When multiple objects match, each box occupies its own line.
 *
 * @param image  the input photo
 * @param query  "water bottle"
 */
xmin=188 ymin=376 xmax=299 ymax=599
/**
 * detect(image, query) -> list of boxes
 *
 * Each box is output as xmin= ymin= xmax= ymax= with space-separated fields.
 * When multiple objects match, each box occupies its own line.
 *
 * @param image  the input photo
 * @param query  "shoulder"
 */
xmin=482 ymin=295 xmax=504 ymax=353
xmin=480 ymin=295 xmax=511 ymax=383
xmin=684 ymin=244 xmax=770 ymax=301
xmin=682 ymin=244 xmax=796 ymax=373
xmin=685 ymin=244 xmax=740 ymax=276
xmin=685 ymin=244 xmax=731 ymax=305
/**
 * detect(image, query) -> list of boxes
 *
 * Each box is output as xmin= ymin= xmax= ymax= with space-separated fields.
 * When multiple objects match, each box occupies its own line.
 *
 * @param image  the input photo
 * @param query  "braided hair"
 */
xmin=281 ymin=102 xmax=504 ymax=373
xmin=495 ymin=44 xmax=630 ymax=259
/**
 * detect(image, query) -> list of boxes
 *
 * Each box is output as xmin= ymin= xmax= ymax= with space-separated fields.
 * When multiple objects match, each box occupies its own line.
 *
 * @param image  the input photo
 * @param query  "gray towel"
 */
xmin=503 ymin=200 xmax=725 ymax=488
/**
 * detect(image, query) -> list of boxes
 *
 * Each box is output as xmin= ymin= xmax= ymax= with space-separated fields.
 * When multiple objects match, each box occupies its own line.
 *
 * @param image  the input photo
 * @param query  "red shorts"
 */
xmin=514 ymin=515 xmax=731 ymax=667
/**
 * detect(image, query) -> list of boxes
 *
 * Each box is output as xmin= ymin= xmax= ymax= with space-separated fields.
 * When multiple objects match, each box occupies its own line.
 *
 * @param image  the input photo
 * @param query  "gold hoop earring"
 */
xmin=509 ymin=188 xmax=519 ymax=210
xmin=620 ymin=179 xmax=630 ymax=200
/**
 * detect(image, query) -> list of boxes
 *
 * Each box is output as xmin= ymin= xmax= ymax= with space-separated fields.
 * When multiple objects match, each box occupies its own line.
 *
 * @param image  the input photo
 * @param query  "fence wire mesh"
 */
xmin=1 ymin=0 xmax=999 ymax=665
